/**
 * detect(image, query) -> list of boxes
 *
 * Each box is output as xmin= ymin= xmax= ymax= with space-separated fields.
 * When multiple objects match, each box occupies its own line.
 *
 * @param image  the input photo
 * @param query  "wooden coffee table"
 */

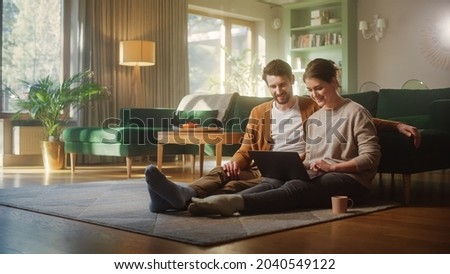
xmin=157 ymin=128 xmax=243 ymax=176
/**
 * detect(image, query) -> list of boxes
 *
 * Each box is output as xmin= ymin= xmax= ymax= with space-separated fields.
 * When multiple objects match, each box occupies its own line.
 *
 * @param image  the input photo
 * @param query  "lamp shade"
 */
xmin=376 ymin=18 xmax=386 ymax=29
xmin=359 ymin=21 xmax=368 ymax=31
xmin=120 ymin=40 xmax=155 ymax=66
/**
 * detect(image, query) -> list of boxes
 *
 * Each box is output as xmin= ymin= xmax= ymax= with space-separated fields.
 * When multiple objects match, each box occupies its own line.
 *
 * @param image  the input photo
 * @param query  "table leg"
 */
xmin=189 ymin=155 xmax=195 ymax=174
xmin=69 ymin=153 xmax=77 ymax=173
xmin=199 ymin=144 xmax=205 ymax=177
xmin=157 ymin=143 xmax=163 ymax=170
xmin=215 ymin=142 xmax=223 ymax=167
xmin=126 ymin=156 xmax=132 ymax=179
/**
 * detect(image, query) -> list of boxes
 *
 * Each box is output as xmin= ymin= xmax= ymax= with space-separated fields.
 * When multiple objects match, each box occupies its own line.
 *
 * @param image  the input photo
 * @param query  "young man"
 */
xmin=145 ymin=59 xmax=420 ymax=213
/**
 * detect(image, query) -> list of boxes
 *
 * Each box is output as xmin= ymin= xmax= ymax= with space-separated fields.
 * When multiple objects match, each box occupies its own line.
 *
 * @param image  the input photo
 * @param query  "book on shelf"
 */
xmin=291 ymin=33 xmax=342 ymax=49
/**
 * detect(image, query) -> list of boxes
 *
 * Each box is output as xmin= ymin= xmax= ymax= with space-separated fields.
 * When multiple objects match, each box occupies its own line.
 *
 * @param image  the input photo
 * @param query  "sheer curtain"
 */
xmin=66 ymin=0 xmax=189 ymax=163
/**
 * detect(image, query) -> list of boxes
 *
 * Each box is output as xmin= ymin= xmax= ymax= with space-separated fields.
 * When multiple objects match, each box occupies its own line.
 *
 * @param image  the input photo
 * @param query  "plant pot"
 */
xmin=41 ymin=141 xmax=65 ymax=170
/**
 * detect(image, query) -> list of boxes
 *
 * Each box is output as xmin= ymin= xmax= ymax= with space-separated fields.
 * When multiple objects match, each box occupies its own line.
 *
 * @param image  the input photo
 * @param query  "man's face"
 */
xmin=265 ymin=74 xmax=295 ymax=105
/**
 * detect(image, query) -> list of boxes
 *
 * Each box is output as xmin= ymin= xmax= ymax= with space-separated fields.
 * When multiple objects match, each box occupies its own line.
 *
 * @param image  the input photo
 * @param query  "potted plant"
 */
xmin=3 ymin=70 xmax=109 ymax=170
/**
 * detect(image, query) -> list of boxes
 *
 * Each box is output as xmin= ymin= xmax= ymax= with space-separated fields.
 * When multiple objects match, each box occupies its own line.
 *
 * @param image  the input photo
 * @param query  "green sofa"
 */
xmin=369 ymin=88 xmax=450 ymax=203
xmin=63 ymin=93 xmax=238 ymax=178
xmin=345 ymin=88 xmax=450 ymax=203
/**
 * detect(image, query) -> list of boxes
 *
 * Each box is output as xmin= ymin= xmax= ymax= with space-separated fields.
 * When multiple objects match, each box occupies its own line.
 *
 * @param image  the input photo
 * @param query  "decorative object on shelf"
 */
xmin=329 ymin=18 xmax=340 ymax=24
xmin=310 ymin=9 xmax=326 ymax=26
xmin=120 ymin=40 xmax=156 ymax=107
xmin=359 ymin=14 xmax=386 ymax=42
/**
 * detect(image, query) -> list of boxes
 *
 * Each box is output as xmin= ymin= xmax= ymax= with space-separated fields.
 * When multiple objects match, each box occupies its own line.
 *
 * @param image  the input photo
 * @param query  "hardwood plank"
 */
xmin=0 ymin=159 xmax=449 ymax=254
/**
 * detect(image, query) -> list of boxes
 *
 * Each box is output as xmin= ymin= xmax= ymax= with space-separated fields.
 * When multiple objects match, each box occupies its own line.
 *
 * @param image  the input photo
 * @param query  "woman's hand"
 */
xmin=310 ymin=159 xmax=359 ymax=173
xmin=310 ymin=160 xmax=333 ymax=172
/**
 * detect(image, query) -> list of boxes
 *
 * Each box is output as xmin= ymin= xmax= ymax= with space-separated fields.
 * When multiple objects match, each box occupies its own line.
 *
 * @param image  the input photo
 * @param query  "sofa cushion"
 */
xmin=63 ymin=126 xmax=167 ymax=144
xmin=63 ymin=127 xmax=111 ymax=143
xmin=430 ymin=99 xmax=450 ymax=132
xmin=342 ymin=91 xmax=378 ymax=117
xmin=377 ymin=88 xmax=450 ymax=121
xmin=176 ymin=92 xmax=238 ymax=122
xmin=120 ymin=108 xmax=177 ymax=128
xmin=224 ymin=95 xmax=272 ymax=131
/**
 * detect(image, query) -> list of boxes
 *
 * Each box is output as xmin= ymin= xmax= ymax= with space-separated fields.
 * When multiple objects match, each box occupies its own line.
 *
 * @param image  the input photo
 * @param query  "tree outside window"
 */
xmin=2 ymin=0 xmax=62 ymax=113
xmin=188 ymin=12 xmax=263 ymax=96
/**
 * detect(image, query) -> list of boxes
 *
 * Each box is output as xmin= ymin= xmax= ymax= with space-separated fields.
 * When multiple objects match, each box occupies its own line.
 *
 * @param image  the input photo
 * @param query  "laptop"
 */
xmin=249 ymin=150 xmax=323 ymax=181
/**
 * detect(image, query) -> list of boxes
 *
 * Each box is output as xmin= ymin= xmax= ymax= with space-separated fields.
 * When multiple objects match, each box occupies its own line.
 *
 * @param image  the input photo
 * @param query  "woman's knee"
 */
xmin=261 ymin=177 xmax=285 ymax=188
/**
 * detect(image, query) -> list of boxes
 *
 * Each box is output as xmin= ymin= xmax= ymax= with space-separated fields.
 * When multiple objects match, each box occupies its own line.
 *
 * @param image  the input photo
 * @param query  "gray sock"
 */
xmin=188 ymin=194 xmax=244 ymax=217
xmin=145 ymin=164 xmax=196 ymax=210
xmin=147 ymin=186 xmax=173 ymax=213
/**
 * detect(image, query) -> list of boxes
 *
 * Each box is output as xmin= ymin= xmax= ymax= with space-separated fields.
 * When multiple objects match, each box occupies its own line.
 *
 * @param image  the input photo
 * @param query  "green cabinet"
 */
xmin=283 ymin=0 xmax=356 ymax=94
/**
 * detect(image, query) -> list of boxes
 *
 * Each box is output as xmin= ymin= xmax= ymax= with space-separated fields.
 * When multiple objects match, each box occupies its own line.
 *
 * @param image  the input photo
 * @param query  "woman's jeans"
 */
xmin=239 ymin=173 xmax=369 ymax=214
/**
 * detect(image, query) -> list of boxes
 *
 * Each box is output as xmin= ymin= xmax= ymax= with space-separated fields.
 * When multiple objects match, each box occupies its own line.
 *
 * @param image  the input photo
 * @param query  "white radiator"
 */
xmin=13 ymin=126 xmax=46 ymax=155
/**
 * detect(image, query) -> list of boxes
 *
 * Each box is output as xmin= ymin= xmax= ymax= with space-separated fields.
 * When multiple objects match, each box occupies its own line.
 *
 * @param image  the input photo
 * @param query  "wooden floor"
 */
xmin=1 ymin=157 xmax=449 ymax=254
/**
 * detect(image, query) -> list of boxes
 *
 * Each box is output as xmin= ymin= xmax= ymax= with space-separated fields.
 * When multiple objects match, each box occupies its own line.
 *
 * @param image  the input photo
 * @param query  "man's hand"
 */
xmin=397 ymin=123 xmax=421 ymax=148
xmin=222 ymin=161 xmax=240 ymax=180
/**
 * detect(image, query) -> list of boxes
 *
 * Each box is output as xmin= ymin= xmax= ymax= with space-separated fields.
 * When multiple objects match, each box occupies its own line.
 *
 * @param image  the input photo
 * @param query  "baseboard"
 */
xmin=1 ymin=154 xmax=43 ymax=167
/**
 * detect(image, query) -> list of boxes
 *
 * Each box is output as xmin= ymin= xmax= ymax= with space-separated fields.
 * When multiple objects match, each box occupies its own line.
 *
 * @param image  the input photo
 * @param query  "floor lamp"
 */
xmin=119 ymin=40 xmax=155 ymax=107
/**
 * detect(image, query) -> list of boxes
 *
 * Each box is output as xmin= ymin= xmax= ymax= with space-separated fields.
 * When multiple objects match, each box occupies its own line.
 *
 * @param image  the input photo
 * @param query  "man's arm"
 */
xmin=373 ymin=118 xmax=421 ymax=148
xmin=223 ymin=108 xmax=262 ymax=179
xmin=397 ymin=123 xmax=421 ymax=148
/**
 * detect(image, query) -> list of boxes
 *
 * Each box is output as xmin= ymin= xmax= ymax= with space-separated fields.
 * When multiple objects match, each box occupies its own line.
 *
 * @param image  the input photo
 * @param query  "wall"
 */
xmin=357 ymin=0 xmax=450 ymax=89
xmin=188 ymin=0 xmax=284 ymax=64
xmin=189 ymin=0 xmax=450 ymax=91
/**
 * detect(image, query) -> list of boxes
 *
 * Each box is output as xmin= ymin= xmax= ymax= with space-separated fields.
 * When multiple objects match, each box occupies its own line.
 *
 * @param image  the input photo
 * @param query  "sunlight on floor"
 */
xmin=0 ymin=156 xmax=231 ymax=188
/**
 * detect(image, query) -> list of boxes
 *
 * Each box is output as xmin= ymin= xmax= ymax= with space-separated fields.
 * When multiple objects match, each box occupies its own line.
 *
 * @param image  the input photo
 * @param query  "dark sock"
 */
xmin=147 ymin=186 xmax=173 ymax=213
xmin=145 ymin=164 xmax=196 ymax=210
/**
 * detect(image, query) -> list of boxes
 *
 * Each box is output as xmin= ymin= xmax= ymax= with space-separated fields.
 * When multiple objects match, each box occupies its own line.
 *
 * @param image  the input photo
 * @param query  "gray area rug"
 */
xmin=0 ymin=179 xmax=399 ymax=246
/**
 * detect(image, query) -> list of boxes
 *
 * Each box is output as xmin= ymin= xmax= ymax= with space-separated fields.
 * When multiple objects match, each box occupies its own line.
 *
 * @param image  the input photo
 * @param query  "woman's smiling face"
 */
xmin=305 ymin=77 xmax=337 ymax=108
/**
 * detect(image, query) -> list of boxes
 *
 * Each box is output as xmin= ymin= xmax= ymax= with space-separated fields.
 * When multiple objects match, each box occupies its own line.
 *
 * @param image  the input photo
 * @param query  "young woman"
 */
xmin=187 ymin=58 xmax=381 ymax=216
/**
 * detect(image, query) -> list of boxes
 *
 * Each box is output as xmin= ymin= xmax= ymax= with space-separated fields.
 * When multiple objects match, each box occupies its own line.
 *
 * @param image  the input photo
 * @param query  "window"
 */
xmin=188 ymin=11 xmax=261 ymax=95
xmin=1 ymin=0 xmax=62 ymax=113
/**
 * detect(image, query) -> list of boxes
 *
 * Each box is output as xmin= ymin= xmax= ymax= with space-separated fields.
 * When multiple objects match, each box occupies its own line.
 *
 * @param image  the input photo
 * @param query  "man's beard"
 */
xmin=274 ymin=92 xmax=291 ymax=105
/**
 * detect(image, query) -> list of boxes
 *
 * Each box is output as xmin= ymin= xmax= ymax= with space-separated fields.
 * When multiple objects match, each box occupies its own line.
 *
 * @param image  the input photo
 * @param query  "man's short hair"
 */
xmin=262 ymin=59 xmax=293 ymax=83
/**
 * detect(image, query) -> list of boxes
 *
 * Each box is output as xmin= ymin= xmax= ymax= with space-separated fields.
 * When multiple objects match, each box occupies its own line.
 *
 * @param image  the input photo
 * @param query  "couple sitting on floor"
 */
xmin=145 ymin=58 xmax=421 ymax=217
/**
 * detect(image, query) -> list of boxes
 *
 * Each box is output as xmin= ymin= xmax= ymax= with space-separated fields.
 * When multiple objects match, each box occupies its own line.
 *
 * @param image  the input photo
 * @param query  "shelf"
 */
xmin=285 ymin=0 xmax=357 ymax=93
xmin=291 ymin=22 xmax=341 ymax=32
xmin=291 ymin=44 xmax=341 ymax=52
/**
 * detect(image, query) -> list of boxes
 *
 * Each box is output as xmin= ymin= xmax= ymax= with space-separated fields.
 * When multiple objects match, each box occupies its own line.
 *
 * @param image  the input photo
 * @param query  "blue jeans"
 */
xmin=239 ymin=173 xmax=369 ymax=214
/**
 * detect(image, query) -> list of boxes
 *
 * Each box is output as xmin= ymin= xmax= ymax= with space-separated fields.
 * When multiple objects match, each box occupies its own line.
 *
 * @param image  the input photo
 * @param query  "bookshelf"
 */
xmin=283 ymin=0 xmax=357 ymax=95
